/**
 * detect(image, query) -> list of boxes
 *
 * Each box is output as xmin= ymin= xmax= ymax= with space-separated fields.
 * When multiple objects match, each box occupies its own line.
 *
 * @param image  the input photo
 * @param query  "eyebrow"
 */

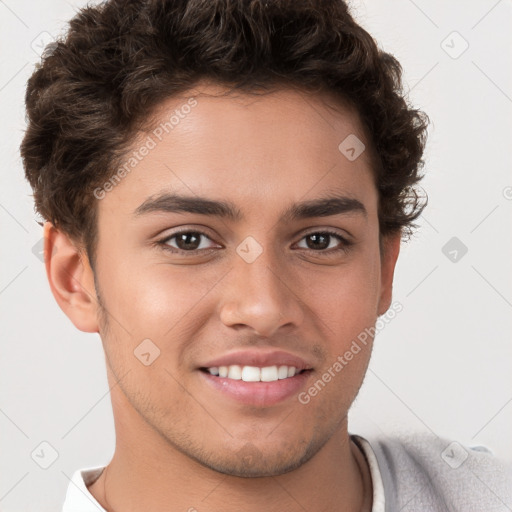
xmin=134 ymin=192 xmax=367 ymax=222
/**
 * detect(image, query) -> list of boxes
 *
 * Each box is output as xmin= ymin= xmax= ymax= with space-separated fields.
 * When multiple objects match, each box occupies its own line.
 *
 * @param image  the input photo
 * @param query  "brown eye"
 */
xmin=160 ymin=230 xmax=219 ymax=253
xmin=305 ymin=233 xmax=331 ymax=250
xmin=173 ymin=232 xmax=202 ymax=250
xmin=297 ymin=231 xmax=350 ymax=252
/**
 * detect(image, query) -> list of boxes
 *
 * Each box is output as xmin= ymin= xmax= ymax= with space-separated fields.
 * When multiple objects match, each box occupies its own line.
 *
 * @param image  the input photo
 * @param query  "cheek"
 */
xmin=305 ymin=249 xmax=381 ymax=342
xmin=297 ymin=260 xmax=379 ymax=412
xmin=100 ymin=254 xmax=219 ymax=332
xmin=96 ymin=255 xmax=225 ymax=375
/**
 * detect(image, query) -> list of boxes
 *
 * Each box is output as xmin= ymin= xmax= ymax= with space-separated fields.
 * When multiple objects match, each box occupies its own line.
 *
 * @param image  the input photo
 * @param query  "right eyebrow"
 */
xmin=134 ymin=193 xmax=243 ymax=221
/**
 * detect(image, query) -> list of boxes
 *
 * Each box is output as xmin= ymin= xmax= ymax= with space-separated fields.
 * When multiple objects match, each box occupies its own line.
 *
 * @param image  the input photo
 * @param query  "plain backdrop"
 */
xmin=1 ymin=0 xmax=511 ymax=510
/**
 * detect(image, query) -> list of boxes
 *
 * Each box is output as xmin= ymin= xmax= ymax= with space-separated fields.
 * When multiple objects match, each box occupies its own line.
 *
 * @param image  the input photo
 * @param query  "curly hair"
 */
xmin=21 ymin=0 xmax=429 ymax=265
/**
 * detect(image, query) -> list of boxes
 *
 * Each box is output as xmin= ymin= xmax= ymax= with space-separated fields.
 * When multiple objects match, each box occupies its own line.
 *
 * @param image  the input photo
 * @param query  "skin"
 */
xmin=45 ymin=82 xmax=401 ymax=512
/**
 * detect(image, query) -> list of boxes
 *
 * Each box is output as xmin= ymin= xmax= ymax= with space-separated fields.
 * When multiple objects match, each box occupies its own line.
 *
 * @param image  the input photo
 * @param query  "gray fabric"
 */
xmin=364 ymin=431 xmax=512 ymax=511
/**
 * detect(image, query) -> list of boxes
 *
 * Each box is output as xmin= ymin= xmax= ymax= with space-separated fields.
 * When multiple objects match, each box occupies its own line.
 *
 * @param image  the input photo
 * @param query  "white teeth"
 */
xmin=277 ymin=365 xmax=289 ymax=379
xmin=227 ymin=365 xmax=242 ymax=380
xmin=261 ymin=366 xmax=278 ymax=382
xmin=207 ymin=365 xmax=301 ymax=381
xmin=242 ymin=366 xmax=261 ymax=382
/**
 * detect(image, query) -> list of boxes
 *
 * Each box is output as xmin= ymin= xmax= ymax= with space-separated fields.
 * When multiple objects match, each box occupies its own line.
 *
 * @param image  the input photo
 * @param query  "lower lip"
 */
xmin=198 ymin=369 xmax=313 ymax=407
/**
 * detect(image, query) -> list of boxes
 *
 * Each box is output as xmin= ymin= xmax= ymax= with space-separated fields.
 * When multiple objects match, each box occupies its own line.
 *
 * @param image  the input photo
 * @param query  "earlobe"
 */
xmin=43 ymin=222 xmax=99 ymax=333
xmin=377 ymin=232 xmax=401 ymax=316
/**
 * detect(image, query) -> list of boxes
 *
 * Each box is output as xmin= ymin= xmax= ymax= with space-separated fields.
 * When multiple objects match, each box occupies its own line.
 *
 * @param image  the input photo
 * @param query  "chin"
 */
xmin=194 ymin=440 xmax=321 ymax=478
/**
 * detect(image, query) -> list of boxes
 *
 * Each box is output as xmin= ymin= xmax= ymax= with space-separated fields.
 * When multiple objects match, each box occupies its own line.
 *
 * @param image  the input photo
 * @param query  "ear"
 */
xmin=43 ymin=222 xmax=99 ymax=333
xmin=377 ymin=232 xmax=401 ymax=316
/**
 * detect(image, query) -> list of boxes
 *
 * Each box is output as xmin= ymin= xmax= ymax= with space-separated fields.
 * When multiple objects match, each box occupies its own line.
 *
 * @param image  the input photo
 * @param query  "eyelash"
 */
xmin=156 ymin=229 xmax=353 ymax=256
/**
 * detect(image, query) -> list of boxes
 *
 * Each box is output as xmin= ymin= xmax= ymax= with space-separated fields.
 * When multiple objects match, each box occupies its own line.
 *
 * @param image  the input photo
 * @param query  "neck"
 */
xmin=88 ymin=372 xmax=372 ymax=512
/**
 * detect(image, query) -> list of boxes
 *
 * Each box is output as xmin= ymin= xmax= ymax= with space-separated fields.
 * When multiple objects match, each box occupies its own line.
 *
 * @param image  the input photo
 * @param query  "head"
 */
xmin=21 ymin=0 xmax=428 ymax=477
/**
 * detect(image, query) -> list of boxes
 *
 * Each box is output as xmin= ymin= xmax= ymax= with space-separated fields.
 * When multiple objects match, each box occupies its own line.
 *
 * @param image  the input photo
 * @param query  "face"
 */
xmin=89 ymin=82 xmax=398 ymax=477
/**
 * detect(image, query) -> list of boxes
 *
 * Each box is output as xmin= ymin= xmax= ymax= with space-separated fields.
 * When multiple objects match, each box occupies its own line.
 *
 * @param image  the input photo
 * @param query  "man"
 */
xmin=21 ymin=0 xmax=511 ymax=510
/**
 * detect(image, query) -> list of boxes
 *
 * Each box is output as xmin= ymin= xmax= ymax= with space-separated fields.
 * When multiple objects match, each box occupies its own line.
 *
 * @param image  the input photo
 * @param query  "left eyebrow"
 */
xmin=282 ymin=194 xmax=367 ymax=222
xmin=133 ymin=192 xmax=367 ymax=222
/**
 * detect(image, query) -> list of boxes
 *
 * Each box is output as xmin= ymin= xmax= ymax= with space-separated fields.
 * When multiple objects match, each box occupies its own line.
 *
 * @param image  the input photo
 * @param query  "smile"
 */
xmin=203 ymin=365 xmax=305 ymax=382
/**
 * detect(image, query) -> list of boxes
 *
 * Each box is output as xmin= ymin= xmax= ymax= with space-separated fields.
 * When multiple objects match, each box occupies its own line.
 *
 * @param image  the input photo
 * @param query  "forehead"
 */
xmin=99 ymin=82 xmax=378 ymax=220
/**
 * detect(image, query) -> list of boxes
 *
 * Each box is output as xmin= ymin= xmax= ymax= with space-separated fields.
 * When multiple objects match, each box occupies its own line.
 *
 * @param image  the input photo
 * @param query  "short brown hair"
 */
xmin=21 ymin=0 xmax=429 ymax=266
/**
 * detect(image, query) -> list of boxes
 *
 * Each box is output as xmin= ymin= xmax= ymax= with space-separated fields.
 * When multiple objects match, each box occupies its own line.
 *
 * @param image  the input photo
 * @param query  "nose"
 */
xmin=218 ymin=246 xmax=304 ymax=338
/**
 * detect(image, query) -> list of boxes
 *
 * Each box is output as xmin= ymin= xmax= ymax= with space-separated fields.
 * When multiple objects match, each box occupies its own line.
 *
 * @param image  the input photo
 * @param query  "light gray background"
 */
xmin=1 ymin=0 xmax=511 ymax=510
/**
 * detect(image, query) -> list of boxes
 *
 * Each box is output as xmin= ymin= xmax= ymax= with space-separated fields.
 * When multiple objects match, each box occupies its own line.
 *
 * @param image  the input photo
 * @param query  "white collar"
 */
xmin=62 ymin=465 xmax=106 ymax=511
xmin=351 ymin=434 xmax=386 ymax=512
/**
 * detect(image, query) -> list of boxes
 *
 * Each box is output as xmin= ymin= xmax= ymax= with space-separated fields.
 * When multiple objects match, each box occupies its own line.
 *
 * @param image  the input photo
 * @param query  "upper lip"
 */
xmin=200 ymin=350 xmax=313 ymax=371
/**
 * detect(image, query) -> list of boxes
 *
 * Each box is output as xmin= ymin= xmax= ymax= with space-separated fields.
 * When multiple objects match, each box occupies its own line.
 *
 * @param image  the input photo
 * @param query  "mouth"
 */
xmin=198 ymin=365 xmax=314 ymax=407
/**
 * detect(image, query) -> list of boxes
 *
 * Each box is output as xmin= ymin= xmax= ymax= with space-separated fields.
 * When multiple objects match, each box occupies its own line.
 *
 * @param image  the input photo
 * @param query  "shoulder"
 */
xmin=356 ymin=432 xmax=512 ymax=512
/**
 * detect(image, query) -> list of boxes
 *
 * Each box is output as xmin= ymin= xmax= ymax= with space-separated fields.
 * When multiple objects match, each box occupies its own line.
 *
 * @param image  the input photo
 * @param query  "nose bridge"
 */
xmin=237 ymin=245 xmax=284 ymax=300
xmin=219 ymin=236 xmax=303 ymax=337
